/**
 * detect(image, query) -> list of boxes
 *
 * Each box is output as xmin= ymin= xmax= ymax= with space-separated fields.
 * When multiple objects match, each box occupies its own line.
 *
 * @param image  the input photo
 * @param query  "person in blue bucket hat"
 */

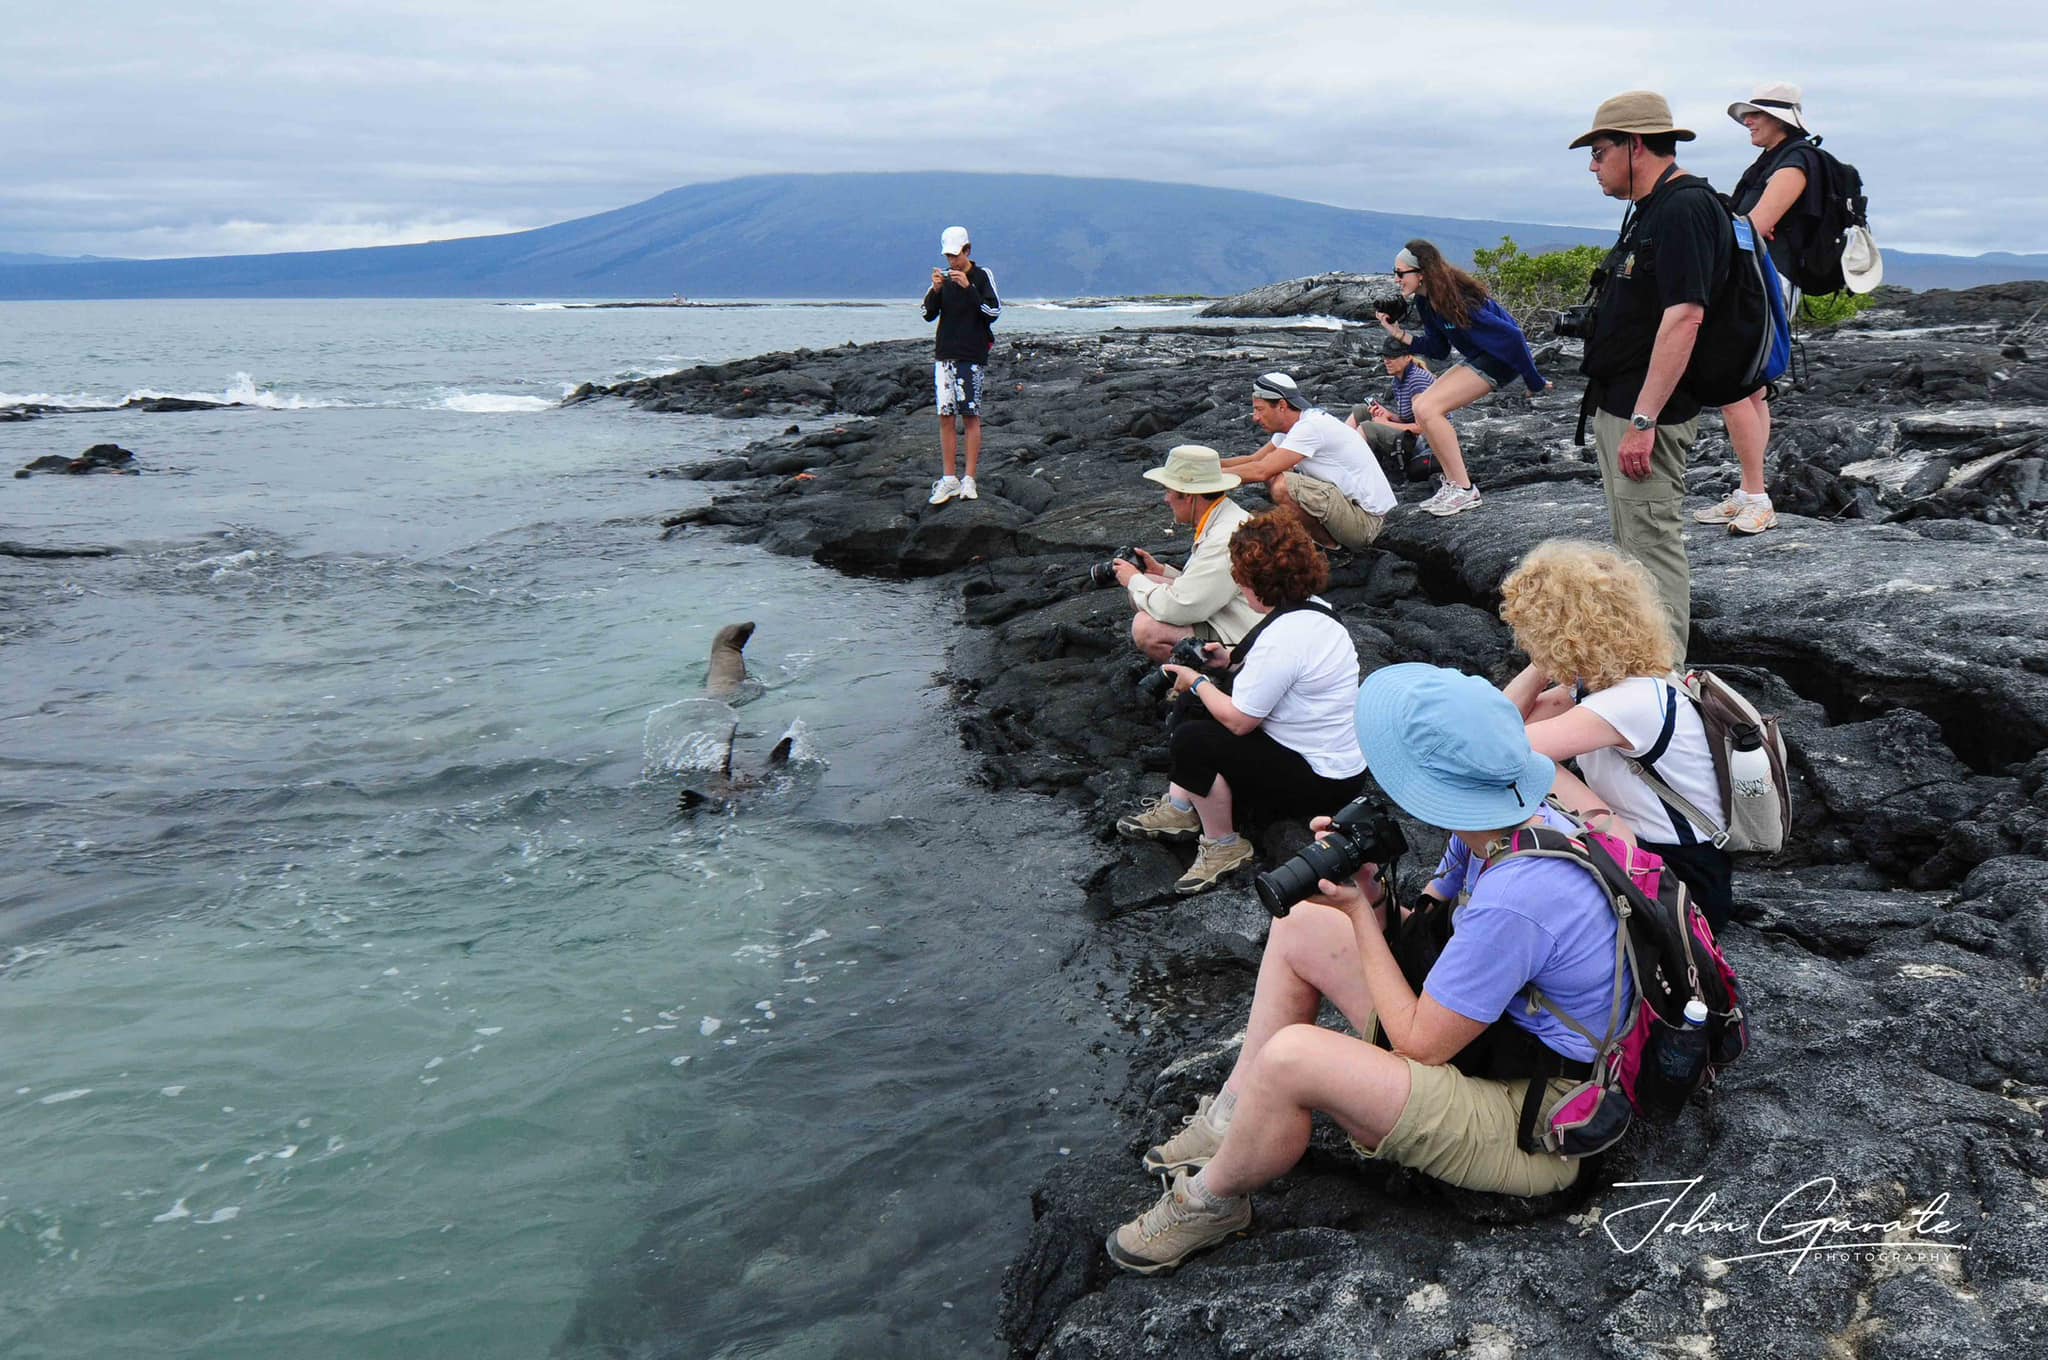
xmin=1106 ymin=664 xmax=1634 ymax=1275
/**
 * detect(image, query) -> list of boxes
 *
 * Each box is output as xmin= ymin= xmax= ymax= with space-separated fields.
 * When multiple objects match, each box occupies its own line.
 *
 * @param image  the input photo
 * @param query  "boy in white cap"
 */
xmin=922 ymin=226 xmax=1001 ymax=505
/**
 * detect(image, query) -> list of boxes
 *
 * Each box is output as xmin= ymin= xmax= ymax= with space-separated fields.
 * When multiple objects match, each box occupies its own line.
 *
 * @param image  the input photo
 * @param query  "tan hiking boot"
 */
xmin=1692 ymin=495 xmax=1746 ymax=525
xmin=1105 ymin=1169 xmax=1252 ymax=1275
xmin=1116 ymin=796 xmax=1201 ymax=843
xmin=1175 ymin=836 xmax=1254 ymax=894
xmin=1729 ymin=499 xmax=1779 ymax=535
xmin=1143 ymin=1093 xmax=1229 ymax=1174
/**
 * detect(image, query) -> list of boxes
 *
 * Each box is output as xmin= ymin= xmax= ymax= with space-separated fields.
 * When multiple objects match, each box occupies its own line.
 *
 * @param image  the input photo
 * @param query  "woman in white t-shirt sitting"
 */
xmin=1115 ymin=510 xmax=1367 ymax=895
xmin=1497 ymin=539 xmax=1736 ymax=929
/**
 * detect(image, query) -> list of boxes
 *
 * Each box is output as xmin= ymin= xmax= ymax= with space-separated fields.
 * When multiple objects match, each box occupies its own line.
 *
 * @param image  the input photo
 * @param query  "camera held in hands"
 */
xmin=1136 ymin=635 xmax=1214 ymax=703
xmin=1089 ymin=546 xmax=1143 ymax=589
xmin=1372 ymin=294 xmax=1409 ymax=323
xmin=1254 ymin=796 xmax=1408 ymax=917
xmin=1554 ymin=304 xmax=1596 ymax=340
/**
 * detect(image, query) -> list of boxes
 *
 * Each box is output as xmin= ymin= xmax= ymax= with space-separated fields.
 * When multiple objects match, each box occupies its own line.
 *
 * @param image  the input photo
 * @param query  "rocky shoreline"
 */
xmin=573 ymin=282 xmax=2048 ymax=1357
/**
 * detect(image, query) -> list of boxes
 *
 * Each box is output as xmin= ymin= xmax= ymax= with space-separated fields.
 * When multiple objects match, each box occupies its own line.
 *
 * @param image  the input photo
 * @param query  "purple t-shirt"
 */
xmin=1420 ymin=806 xmax=1630 ymax=1062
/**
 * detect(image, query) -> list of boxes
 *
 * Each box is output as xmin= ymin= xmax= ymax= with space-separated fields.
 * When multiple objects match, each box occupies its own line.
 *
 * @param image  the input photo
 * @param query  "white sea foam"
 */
xmin=437 ymin=392 xmax=556 ymax=414
xmin=699 ymin=1016 xmax=722 ymax=1036
xmin=38 ymin=1088 xmax=92 ymax=1104
xmin=196 ymin=1206 xmax=241 ymax=1225
xmin=514 ymin=302 xmax=569 ymax=311
xmin=152 ymin=1197 xmax=192 ymax=1223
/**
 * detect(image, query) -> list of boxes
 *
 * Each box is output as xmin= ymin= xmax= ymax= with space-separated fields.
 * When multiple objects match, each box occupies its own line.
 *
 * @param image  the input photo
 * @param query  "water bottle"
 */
xmin=1655 ymin=998 xmax=1711 ymax=1089
xmin=1728 ymin=725 xmax=1773 ymax=801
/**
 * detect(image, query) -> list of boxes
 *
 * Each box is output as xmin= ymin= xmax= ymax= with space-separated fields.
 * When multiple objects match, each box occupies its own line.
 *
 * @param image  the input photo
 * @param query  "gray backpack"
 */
xmin=1629 ymin=671 xmax=1791 ymax=855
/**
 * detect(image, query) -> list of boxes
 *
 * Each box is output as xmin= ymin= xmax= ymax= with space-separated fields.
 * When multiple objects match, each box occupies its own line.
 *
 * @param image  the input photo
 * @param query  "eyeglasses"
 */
xmin=1589 ymin=141 xmax=1626 ymax=165
xmin=1392 ymin=267 xmax=1421 ymax=278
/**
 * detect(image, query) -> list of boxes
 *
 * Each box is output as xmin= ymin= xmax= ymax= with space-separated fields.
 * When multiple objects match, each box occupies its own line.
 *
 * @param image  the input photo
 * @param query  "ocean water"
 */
xmin=0 ymin=298 xmax=1200 ymax=1358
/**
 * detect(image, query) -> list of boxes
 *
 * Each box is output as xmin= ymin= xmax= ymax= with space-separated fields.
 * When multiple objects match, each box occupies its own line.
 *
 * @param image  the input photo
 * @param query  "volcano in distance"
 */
xmin=0 ymin=172 xmax=2040 ymax=299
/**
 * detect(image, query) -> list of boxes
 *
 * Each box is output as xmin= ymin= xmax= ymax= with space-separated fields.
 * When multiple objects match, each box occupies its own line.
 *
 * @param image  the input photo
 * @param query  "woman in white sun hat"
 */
xmin=1695 ymin=82 xmax=1827 ymax=539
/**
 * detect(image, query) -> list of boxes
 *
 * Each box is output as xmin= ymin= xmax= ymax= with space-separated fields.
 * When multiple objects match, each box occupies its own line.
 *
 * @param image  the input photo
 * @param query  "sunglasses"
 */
xmin=1589 ymin=140 xmax=1628 ymax=165
xmin=1393 ymin=266 xmax=1421 ymax=278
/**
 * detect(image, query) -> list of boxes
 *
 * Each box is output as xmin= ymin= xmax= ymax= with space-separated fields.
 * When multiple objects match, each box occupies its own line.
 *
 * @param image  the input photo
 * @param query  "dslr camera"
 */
xmin=1554 ymin=304 xmax=1596 ymax=340
xmin=1136 ymin=635 xmax=1215 ymax=703
xmin=1253 ymin=796 xmax=1408 ymax=917
xmin=1372 ymin=294 xmax=1409 ymax=323
xmin=1089 ymin=546 xmax=1142 ymax=589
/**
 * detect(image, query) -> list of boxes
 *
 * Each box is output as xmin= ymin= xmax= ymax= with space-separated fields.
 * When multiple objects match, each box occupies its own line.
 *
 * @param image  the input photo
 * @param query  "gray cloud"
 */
xmin=4 ymin=0 xmax=2043 ymax=259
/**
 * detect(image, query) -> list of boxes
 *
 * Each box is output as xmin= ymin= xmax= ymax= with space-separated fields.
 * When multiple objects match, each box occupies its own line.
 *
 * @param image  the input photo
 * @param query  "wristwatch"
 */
xmin=1629 ymin=412 xmax=1656 ymax=432
xmin=1189 ymin=676 xmax=1209 ymax=696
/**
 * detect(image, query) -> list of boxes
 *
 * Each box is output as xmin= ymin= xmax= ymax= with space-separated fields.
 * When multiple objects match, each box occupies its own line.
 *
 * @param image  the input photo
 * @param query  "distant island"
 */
xmin=2 ymin=172 xmax=2043 ymax=301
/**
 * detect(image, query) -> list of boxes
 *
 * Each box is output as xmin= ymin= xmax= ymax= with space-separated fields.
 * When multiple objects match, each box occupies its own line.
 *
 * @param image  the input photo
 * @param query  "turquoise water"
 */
xmin=0 ymin=299 xmax=1177 ymax=1357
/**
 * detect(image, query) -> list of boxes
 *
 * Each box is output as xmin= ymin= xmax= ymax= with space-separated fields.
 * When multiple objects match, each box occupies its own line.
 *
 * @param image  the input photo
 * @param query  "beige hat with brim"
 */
xmin=1569 ymin=90 xmax=1697 ymax=149
xmin=1728 ymin=82 xmax=1809 ymax=135
xmin=1143 ymin=444 xmax=1240 ymax=495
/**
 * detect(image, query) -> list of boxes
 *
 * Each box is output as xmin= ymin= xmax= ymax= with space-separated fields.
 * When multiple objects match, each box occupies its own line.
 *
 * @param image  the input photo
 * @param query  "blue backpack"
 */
xmin=1677 ymin=181 xmax=1793 ymax=407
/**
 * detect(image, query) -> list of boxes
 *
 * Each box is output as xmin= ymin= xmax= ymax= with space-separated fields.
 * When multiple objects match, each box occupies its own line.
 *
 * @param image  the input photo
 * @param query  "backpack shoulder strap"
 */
xmin=1489 ymin=826 xmax=1644 ymax=1067
xmin=1628 ymin=682 xmax=1726 ymax=849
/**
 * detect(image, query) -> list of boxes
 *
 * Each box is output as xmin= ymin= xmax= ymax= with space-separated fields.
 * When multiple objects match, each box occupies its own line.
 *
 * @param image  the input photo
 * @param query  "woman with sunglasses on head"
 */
xmin=1695 ymin=83 xmax=1825 ymax=539
xmin=1374 ymin=239 xmax=1550 ymax=518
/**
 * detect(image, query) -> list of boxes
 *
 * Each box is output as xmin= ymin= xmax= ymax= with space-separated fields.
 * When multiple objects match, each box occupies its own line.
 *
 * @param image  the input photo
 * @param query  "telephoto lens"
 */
xmin=1373 ymin=294 xmax=1409 ymax=323
xmin=1089 ymin=545 xmax=1142 ymax=589
xmin=1136 ymin=635 xmax=1213 ymax=702
xmin=1253 ymin=797 xmax=1408 ymax=917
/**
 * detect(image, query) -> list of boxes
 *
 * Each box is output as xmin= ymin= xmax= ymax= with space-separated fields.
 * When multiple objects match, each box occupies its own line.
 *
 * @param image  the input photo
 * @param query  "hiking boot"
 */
xmin=1692 ymin=495 xmax=1747 ymax=525
xmin=1105 ymin=1169 xmax=1252 ymax=1275
xmin=958 ymin=474 xmax=979 ymax=500
xmin=1423 ymin=482 xmax=1482 ymax=517
xmin=1729 ymin=499 xmax=1778 ymax=535
xmin=1116 ymin=796 xmax=1201 ymax=843
xmin=1143 ymin=1093 xmax=1229 ymax=1174
xmin=928 ymin=475 xmax=961 ymax=505
xmin=1175 ymin=837 xmax=1254 ymax=894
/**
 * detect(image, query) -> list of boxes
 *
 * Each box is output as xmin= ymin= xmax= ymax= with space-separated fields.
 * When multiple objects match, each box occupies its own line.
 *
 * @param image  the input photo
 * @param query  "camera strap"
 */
xmin=1227 ymin=597 xmax=1343 ymax=669
xmin=1576 ymin=163 xmax=1683 ymax=446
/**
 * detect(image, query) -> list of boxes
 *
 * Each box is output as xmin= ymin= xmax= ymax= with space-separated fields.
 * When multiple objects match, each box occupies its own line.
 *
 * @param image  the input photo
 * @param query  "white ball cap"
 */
xmin=940 ymin=225 xmax=970 ymax=256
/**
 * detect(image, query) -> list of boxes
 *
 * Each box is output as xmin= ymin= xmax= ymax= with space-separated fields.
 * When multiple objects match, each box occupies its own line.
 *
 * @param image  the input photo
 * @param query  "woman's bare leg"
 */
xmin=1410 ymin=365 xmax=1493 ymax=489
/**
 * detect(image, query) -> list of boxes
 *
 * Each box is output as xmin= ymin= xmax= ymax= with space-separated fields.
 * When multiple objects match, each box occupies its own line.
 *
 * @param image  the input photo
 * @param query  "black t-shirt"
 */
xmin=1581 ymin=174 xmax=1731 ymax=423
xmin=922 ymin=264 xmax=1000 ymax=364
xmin=1730 ymin=138 xmax=1825 ymax=283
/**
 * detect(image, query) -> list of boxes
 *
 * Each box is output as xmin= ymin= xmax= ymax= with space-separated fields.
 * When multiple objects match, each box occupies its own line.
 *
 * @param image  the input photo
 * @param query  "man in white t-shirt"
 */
xmin=1221 ymin=372 xmax=1397 ymax=551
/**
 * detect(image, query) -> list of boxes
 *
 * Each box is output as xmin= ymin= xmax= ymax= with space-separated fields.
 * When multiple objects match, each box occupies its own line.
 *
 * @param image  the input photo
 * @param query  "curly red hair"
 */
xmin=1230 ymin=509 xmax=1328 ymax=606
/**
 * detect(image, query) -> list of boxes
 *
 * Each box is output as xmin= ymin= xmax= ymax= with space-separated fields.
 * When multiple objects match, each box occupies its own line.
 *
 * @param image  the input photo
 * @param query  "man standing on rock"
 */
xmin=1222 ymin=373 xmax=1396 ymax=551
xmin=922 ymin=225 xmax=1001 ymax=506
xmin=1115 ymin=445 xmax=1261 ymax=662
xmin=1572 ymin=91 xmax=1731 ymax=657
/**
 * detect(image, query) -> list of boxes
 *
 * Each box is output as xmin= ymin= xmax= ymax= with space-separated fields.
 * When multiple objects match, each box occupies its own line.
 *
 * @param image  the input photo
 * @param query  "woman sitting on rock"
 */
xmin=1499 ymin=539 xmax=1734 ymax=929
xmin=1114 ymin=510 xmax=1366 ymax=895
xmin=1374 ymin=239 xmax=1550 ymax=518
xmin=1107 ymin=665 xmax=1629 ymax=1273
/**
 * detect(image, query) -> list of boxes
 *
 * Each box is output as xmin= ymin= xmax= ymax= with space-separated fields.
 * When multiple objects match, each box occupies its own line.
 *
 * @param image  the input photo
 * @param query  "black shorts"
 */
xmin=1644 ymin=839 xmax=1735 ymax=933
xmin=1170 ymin=714 xmax=1366 ymax=823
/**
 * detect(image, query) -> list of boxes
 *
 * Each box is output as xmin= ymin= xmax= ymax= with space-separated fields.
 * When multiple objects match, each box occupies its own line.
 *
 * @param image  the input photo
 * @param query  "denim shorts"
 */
xmin=1454 ymin=349 xmax=1519 ymax=390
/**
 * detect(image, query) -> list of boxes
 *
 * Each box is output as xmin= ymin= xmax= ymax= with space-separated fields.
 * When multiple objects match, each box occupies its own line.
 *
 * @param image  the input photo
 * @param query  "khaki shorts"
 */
xmin=1284 ymin=472 xmax=1385 ymax=550
xmin=1352 ymin=1057 xmax=1583 ymax=1197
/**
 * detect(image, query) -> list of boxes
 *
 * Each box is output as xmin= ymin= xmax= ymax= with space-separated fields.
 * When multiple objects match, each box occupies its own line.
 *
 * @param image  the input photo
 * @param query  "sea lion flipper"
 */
xmin=718 ymin=721 xmax=739 ymax=780
xmin=767 ymin=735 xmax=795 ymax=766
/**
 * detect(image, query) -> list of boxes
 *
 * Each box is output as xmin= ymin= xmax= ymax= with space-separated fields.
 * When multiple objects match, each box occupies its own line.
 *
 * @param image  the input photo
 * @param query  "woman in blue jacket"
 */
xmin=1375 ymin=239 xmax=1549 ymax=518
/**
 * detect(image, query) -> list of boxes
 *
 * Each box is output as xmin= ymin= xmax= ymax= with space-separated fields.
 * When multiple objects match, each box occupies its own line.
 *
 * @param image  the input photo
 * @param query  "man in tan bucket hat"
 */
xmin=1568 ymin=90 xmax=1728 ymax=659
xmin=1115 ymin=444 xmax=1260 ymax=662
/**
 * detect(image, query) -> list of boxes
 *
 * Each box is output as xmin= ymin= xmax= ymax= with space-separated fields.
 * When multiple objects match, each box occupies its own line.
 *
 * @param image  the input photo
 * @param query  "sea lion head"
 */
xmin=712 ymin=621 xmax=756 ymax=653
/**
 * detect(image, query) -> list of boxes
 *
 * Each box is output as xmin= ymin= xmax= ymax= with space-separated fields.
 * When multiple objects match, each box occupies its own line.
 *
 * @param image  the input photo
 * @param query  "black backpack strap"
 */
xmin=1631 ymin=682 xmax=1717 ymax=849
xmin=1227 ymin=597 xmax=1342 ymax=668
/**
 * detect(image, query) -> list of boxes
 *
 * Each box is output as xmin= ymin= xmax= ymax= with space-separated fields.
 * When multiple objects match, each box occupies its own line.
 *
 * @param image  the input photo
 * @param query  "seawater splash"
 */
xmin=643 ymin=698 xmax=743 ymax=776
xmin=436 ymin=392 xmax=556 ymax=414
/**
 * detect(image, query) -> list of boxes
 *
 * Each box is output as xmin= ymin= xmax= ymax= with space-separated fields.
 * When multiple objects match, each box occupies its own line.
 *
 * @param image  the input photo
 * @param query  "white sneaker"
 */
xmin=928 ymin=475 xmax=961 ymax=506
xmin=1413 ymin=479 xmax=1455 ymax=512
xmin=959 ymin=475 xmax=978 ymax=500
xmin=1424 ymin=483 xmax=1482 ymax=517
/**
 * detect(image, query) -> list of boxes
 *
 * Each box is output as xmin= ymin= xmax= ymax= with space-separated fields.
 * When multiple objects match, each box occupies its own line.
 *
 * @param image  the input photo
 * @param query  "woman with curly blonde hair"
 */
xmin=1115 ymin=510 xmax=1366 ymax=895
xmin=1498 ymin=539 xmax=1734 ymax=928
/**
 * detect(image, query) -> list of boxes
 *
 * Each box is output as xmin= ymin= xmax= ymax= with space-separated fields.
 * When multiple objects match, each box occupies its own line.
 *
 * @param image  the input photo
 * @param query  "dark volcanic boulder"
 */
xmin=15 ymin=443 xmax=140 ymax=477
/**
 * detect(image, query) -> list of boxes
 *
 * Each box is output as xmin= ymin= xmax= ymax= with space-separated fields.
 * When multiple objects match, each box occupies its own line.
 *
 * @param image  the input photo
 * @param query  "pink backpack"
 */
xmin=1491 ymin=817 xmax=1750 ymax=1158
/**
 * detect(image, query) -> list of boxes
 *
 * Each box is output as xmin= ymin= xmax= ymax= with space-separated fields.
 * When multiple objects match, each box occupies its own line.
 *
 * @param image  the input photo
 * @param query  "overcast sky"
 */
xmin=6 ymin=1 xmax=2044 ymax=261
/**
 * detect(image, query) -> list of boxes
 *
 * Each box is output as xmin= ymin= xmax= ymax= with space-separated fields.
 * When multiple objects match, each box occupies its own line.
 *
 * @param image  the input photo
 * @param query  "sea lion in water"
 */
xmin=705 ymin=621 xmax=755 ymax=699
xmin=676 ymin=725 xmax=798 ymax=815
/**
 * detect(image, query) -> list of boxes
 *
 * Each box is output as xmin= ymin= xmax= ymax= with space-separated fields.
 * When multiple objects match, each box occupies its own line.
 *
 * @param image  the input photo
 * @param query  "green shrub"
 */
xmin=1796 ymin=290 xmax=1878 ymax=329
xmin=1470 ymin=236 xmax=1606 ymax=328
